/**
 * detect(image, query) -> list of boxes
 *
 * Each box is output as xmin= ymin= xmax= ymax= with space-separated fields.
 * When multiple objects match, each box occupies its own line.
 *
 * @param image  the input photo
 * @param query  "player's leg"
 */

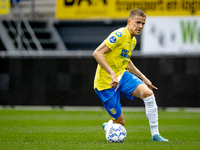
xmin=95 ymin=87 xmax=124 ymax=132
xmin=132 ymin=84 xmax=159 ymax=136
xmin=113 ymin=113 xmax=125 ymax=126
xmin=103 ymin=113 xmax=125 ymax=132
xmin=102 ymin=95 xmax=124 ymax=132
xmin=120 ymin=71 xmax=168 ymax=141
xmin=131 ymin=84 xmax=168 ymax=142
xmin=132 ymin=83 xmax=158 ymax=136
xmin=131 ymin=83 xmax=153 ymax=99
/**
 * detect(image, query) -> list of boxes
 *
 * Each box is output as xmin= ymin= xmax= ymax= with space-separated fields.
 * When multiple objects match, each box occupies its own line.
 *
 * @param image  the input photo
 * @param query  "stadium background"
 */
xmin=0 ymin=0 xmax=200 ymax=107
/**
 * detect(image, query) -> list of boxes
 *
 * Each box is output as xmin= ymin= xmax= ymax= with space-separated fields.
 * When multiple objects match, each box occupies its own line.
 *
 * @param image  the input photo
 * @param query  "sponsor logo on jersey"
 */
xmin=109 ymin=36 xmax=117 ymax=43
xmin=120 ymin=48 xmax=130 ymax=59
xmin=115 ymin=31 xmax=122 ymax=37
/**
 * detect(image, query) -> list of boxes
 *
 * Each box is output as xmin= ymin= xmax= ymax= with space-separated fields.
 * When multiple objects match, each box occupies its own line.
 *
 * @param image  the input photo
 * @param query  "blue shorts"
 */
xmin=95 ymin=71 xmax=143 ymax=120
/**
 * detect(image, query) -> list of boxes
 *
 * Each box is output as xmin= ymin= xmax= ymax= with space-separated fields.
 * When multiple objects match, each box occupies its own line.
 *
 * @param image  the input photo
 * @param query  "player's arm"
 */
xmin=126 ymin=59 xmax=158 ymax=90
xmin=93 ymin=42 xmax=119 ymax=91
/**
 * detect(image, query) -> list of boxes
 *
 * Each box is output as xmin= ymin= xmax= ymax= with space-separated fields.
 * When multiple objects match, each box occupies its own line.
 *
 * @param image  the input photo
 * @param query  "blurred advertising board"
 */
xmin=0 ymin=0 xmax=10 ymax=15
xmin=56 ymin=0 xmax=200 ymax=20
xmin=141 ymin=17 xmax=200 ymax=54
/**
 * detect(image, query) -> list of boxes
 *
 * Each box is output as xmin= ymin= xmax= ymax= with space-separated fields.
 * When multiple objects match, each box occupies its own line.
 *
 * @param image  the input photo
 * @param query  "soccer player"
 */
xmin=93 ymin=9 xmax=168 ymax=142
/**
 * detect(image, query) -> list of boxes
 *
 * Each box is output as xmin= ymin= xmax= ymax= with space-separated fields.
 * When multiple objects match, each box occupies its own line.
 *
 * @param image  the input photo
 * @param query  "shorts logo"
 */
xmin=133 ymin=76 xmax=137 ymax=79
xmin=109 ymin=36 xmax=116 ymax=43
xmin=133 ymin=76 xmax=140 ymax=82
xmin=110 ymin=108 xmax=117 ymax=115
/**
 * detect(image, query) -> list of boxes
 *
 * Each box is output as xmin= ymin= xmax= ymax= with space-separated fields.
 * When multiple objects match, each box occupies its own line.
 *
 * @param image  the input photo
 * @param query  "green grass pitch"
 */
xmin=0 ymin=108 xmax=200 ymax=150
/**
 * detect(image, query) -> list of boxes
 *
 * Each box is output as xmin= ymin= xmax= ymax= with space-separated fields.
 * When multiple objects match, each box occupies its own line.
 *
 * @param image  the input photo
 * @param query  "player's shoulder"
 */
xmin=105 ymin=27 xmax=126 ymax=45
xmin=111 ymin=27 xmax=125 ymax=38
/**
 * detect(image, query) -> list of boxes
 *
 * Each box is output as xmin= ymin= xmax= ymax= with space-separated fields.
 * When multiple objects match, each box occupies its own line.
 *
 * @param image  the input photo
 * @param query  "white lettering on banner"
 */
xmin=141 ymin=17 xmax=200 ymax=54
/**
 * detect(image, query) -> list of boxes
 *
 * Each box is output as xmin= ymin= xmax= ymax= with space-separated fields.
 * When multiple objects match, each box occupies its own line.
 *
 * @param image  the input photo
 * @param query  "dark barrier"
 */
xmin=0 ymin=57 xmax=200 ymax=107
xmin=54 ymin=21 xmax=141 ymax=51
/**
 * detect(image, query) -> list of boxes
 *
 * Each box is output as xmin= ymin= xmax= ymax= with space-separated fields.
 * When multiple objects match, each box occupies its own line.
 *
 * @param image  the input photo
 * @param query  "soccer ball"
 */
xmin=105 ymin=123 xmax=127 ymax=143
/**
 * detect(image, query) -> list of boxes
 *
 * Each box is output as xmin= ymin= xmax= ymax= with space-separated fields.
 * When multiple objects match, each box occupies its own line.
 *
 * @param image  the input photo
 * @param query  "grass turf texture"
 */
xmin=0 ymin=109 xmax=200 ymax=150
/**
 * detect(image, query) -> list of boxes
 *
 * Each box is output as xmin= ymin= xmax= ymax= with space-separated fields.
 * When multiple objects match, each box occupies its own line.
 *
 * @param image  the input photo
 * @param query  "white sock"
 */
xmin=104 ymin=119 xmax=113 ymax=138
xmin=143 ymin=94 xmax=159 ymax=137
xmin=108 ymin=119 xmax=113 ymax=126
xmin=151 ymin=125 xmax=159 ymax=137
xmin=104 ymin=119 xmax=113 ymax=131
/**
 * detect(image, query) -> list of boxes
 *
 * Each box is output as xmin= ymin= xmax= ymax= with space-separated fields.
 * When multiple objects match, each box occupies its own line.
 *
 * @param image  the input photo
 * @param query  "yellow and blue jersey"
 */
xmin=94 ymin=27 xmax=137 ymax=91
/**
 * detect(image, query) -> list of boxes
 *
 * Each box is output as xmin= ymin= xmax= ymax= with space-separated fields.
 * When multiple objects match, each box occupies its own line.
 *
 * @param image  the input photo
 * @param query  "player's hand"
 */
xmin=143 ymin=78 xmax=158 ymax=90
xmin=110 ymin=73 xmax=119 ymax=92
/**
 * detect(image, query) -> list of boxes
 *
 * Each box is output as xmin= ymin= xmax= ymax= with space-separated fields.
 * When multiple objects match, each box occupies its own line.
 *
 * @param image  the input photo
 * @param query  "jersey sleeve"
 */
xmin=104 ymin=32 xmax=119 ymax=51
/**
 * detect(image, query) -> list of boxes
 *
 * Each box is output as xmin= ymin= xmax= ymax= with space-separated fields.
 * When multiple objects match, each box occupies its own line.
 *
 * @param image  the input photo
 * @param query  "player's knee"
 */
xmin=142 ymin=90 xmax=153 ymax=98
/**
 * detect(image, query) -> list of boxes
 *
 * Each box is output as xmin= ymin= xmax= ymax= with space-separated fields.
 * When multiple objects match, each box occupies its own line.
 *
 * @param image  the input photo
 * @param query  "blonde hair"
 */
xmin=129 ymin=9 xmax=146 ymax=19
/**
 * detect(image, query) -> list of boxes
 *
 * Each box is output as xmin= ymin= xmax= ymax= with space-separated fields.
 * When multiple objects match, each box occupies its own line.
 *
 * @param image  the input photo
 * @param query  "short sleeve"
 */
xmin=104 ymin=32 xmax=119 ymax=51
